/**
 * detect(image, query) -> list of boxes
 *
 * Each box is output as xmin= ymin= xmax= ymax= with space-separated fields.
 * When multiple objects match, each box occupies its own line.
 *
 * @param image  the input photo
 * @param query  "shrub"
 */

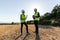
xmin=40 ymin=20 xmax=51 ymax=25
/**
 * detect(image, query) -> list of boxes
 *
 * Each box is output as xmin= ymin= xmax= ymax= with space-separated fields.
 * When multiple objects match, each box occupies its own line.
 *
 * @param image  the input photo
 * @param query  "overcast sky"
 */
xmin=0 ymin=0 xmax=60 ymax=23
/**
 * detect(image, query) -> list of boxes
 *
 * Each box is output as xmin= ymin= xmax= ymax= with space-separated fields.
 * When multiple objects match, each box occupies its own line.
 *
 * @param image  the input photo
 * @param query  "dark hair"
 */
xmin=34 ymin=8 xmax=37 ymax=11
xmin=21 ymin=10 xmax=25 ymax=13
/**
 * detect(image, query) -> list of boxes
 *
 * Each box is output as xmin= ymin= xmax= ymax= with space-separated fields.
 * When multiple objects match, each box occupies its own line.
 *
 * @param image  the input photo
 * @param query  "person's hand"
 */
xmin=33 ymin=15 xmax=35 ymax=19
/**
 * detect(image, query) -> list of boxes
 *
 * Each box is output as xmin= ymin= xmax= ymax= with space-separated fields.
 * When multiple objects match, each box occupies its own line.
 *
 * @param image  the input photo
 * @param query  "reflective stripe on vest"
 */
xmin=21 ymin=14 xmax=26 ymax=23
xmin=34 ymin=12 xmax=40 ymax=21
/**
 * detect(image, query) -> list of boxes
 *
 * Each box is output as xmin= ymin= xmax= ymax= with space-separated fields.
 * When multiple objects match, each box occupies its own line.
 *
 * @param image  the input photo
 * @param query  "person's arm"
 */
xmin=38 ymin=12 xmax=40 ymax=17
xmin=25 ymin=15 xmax=28 ymax=19
xmin=20 ymin=15 xmax=22 ymax=20
xmin=33 ymin=15 xmax=35 ymax=19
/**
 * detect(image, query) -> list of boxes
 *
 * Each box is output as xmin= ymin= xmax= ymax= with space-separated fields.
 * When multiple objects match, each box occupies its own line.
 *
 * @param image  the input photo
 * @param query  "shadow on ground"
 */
xmin=38 ymin=25 xmax=53 ymax=29
xmin=35 ymin=33 xmax=41 ymax=40
xmin=15 ymin=32 xmax=41 ymax=40
xmin=15 ymin=34 xmax=22 ymax=40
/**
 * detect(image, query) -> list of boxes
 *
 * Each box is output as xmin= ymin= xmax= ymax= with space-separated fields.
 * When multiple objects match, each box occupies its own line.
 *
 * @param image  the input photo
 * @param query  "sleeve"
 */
xmin=38 ymin=12 xmax=40 ymax=17
xmin=33 ymin=15 xmax=35 ymax=19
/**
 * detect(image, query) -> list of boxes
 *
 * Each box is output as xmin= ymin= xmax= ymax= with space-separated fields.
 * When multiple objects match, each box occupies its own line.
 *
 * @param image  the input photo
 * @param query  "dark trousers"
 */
xmin=34 ymin=21 xmax=39 ymax=33
xmin=21 ymin=22 xmax=28 ymax=33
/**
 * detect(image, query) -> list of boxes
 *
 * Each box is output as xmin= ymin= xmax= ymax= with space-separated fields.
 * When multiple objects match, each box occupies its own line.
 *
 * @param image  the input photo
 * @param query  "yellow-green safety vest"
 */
xmin=21 ymin=14 xmax=26 ymax=23
xmin=34 ymin=12 xmax=40 ymax=21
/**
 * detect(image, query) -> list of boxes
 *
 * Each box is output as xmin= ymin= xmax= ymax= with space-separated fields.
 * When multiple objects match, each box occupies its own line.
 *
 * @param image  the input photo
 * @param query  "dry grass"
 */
xmin=0 ymin=24 xmax=60 ymax=40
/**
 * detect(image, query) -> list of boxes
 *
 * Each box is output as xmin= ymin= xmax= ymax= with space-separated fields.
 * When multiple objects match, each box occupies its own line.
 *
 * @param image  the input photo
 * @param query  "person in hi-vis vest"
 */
xmin=20 ymin=10 xmax=28 ymax=34
xmin=33 ymin=8 xmax=40 ymax=34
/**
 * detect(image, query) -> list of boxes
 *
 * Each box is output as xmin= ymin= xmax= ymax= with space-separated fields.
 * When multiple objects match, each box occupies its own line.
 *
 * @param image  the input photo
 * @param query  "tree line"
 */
xmin=27 ymin=4 xmax=60 ymax=26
